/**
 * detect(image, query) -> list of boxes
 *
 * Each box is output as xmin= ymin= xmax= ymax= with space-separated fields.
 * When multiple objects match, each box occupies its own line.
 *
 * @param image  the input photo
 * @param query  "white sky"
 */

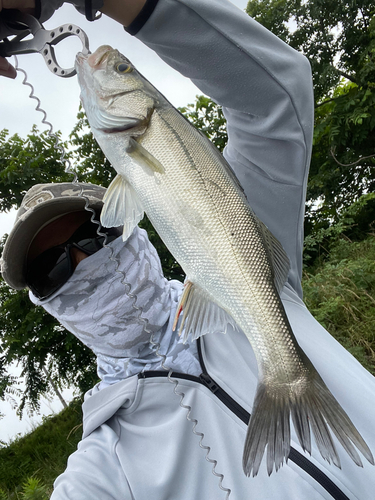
xmin=0 ymin=0 xmax=248 ymax=443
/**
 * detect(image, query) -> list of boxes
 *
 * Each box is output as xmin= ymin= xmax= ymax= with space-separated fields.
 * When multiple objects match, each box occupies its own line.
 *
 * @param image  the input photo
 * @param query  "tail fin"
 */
xmin=243 ymin=373 xmax=374 ymax=477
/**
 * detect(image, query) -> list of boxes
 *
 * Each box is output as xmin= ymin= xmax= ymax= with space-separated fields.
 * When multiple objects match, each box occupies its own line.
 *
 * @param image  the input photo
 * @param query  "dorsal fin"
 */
xmin=258 ymin=220 xmax=290 ymax=293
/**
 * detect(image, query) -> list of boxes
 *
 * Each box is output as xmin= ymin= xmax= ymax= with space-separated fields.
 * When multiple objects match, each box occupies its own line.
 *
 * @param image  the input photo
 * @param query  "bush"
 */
xmin=21 ymin=478 xmax=49 ymax=500
xmin=303 ymin=236 xmax=375 ymax=374
xmin=0 ymin=398 xmax=83 ymax=495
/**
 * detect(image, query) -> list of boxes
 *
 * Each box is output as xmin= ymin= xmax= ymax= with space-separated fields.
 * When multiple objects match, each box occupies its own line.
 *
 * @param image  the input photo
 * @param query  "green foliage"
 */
xmin=0 ymin=398 xmax=83 ymax=495
xmin=303 ymin=235 xmax=375 ymax=374
xmin=303 ymin=192 xmax=375 ymax=266
xmin=20 ymin=478 xmax=49 ymax=500
xmin=0 ymin=353 xmax=21 ymax=425
xmin=247 ymin=0 xmax=375 ymax=230
xmin=179 ymin=95 xmax=228 ymax=153
xmin=303 ymin=194 xmax=375 ymax=375
xmin=0 ymin=127 xmax=71 ymax=212
xmin=308 ymin=81 xmax=375 ymax=224
xmin=0 ymin=477 xmax=50 ymax=499
xmin=0 ymin=264 xmax=97 ymax=417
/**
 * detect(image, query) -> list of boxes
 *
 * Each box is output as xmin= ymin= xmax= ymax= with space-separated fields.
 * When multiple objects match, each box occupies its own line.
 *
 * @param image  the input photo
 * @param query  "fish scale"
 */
xmin=75 ymin=45 xmax=374 ymax=477
xmin=138 ymin=108 xmax=282 ymax=351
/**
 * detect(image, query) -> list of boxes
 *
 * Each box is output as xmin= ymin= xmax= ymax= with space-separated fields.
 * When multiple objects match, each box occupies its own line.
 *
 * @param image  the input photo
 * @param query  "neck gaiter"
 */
xmin=30 ymin=227 xmax=201 ymax=387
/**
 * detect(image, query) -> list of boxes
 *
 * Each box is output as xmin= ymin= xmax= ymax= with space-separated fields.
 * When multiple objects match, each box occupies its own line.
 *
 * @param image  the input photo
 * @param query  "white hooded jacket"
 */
xmin=47 ymin=1 xmax=375 ymax=499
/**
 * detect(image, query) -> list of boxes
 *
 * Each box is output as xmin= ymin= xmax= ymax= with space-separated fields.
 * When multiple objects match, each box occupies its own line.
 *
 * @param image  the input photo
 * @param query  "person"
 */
xmin=1 ymin=0 xmax=375 ymax=499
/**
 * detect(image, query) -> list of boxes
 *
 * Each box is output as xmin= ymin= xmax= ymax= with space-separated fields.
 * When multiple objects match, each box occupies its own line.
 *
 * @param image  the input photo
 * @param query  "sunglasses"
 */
xmin=26 ymin=219 xmax=121 ymax=300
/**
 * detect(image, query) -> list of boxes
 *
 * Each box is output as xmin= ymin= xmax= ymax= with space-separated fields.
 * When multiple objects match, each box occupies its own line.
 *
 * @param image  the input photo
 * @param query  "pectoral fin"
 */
xmin=100 ymin=174 xmax=144 ymax=241
xmin=173 ymin=280 xmax=239 ymax=343
xmin=126 ymin=138 xmax=165 ymax=175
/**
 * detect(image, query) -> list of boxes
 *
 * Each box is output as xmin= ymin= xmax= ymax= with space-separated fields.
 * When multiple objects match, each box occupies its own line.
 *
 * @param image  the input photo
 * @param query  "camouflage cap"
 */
xmin=1 ymin=182 xmax=106 ymax=290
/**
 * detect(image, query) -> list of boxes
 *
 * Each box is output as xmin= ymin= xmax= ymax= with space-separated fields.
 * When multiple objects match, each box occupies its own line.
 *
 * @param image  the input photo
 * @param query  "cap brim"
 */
xmin=2 ymin=197 xmax=103 ymax=290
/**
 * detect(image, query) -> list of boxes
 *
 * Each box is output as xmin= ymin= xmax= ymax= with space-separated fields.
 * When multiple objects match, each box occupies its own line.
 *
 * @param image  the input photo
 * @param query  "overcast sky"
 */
xmin=0 ymin=0 xmax=248 ymax=442
xmin=0 ymin=0 xmax=248 ymax=238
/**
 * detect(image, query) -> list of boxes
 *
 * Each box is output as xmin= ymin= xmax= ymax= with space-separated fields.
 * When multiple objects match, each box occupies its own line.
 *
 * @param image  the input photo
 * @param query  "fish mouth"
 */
xmin=88 ymin=45 xmax=114 ymax=68
xmin=75 ymin=46 xmax=114 ymax=70
xmin=75 ymin=51 xmax=88 ymax=67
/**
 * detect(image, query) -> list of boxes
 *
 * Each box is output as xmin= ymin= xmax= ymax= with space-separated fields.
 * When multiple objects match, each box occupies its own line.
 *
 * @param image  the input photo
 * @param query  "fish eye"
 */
xmin=116 ymin=62 xmax=132 ymax=74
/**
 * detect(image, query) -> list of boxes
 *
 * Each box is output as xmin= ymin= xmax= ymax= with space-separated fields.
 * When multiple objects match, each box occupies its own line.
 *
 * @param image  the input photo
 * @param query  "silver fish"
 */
xmin=75 ymin=46 xmax=374 ymax=476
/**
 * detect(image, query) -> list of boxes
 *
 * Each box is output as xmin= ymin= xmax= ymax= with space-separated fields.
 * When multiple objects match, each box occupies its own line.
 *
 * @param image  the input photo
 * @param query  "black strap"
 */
xmin=196 ymin=338 xmax=350 ymax=500
xmin=125 ymin=0 xmax=159 ymax=36
xmin=85 ymin=0 xmax=99 ymax=22
xmin=85 ymin=0 xmax=92 ymax=21
xmin=34 ymin=0 xmax=42 ymax=20
xmin=139 ymin=337 xmax=350 ymax=499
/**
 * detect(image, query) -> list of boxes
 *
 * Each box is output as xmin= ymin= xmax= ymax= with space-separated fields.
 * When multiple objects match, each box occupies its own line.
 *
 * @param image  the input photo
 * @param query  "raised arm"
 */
xmin=113 ymin=0 xmax=314 ymax=298
xmin=0 ymin=0 xmax=314 ymax=297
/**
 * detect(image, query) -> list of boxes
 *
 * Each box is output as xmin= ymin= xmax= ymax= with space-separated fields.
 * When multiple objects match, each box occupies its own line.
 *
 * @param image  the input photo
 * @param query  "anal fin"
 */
xmin=173 ymin=280 xmax=239 ymax=343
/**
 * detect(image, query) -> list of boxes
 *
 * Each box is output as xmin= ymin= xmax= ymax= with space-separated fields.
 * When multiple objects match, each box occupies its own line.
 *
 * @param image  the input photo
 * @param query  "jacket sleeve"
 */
xmin=127 ymin=0 xmax=314 ymax=298
xmin=51 ymin=421 xmax=134 ymax=500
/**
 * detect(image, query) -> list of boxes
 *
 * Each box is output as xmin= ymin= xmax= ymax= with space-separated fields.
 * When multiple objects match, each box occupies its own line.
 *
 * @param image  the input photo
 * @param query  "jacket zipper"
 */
xmin=139 ymin=338 xmax=349 ymax=500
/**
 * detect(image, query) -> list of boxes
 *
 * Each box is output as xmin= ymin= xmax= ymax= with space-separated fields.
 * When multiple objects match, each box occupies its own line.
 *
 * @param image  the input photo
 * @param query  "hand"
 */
xmin=0 ymin=56 xmax=16 ymax=78
xmin=0 ymin=0 xmax=35 ymax=78
xmin=0 ymin=0 xmax=113 ymax=79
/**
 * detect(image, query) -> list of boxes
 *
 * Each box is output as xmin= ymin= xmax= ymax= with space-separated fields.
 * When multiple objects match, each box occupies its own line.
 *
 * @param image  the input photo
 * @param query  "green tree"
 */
xmin=0 ymin=127 xmax=72 ymax=211
xmin=0 ymin=118 xmax=185 ymax=415
xmin=179 ymin=95 xmax=228 ymax=153
xmin=246 ymin=0 xmax=375 ymax=230
xmin=0 ymin=263 xmax=97 ymax=417
xmin=0 ymin=121 xmax=104 ymax=415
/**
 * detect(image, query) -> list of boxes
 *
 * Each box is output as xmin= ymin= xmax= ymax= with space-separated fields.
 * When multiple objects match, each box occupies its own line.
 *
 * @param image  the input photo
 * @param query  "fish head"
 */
xmin=75 ymin=46 xmax=158 ymax=137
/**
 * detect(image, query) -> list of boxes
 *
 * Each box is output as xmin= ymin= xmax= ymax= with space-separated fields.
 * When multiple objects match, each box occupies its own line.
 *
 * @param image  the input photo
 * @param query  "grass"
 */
xmin=0 ymin=235 xmax=374 ymax=497
xmin=0 ymin=397 xmax=83 ymax=498
xmin=303 ymin=235 xmax=375 ymax=374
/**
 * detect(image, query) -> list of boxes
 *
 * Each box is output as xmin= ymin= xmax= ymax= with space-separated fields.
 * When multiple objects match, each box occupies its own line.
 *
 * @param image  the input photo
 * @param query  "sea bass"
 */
xmin=75 ymin=46 xmax=374 ymax=476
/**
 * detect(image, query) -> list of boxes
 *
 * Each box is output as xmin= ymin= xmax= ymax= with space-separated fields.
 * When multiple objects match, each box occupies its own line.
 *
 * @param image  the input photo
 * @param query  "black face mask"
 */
xmin=26 ymin=219 xmax=121 ymax=300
